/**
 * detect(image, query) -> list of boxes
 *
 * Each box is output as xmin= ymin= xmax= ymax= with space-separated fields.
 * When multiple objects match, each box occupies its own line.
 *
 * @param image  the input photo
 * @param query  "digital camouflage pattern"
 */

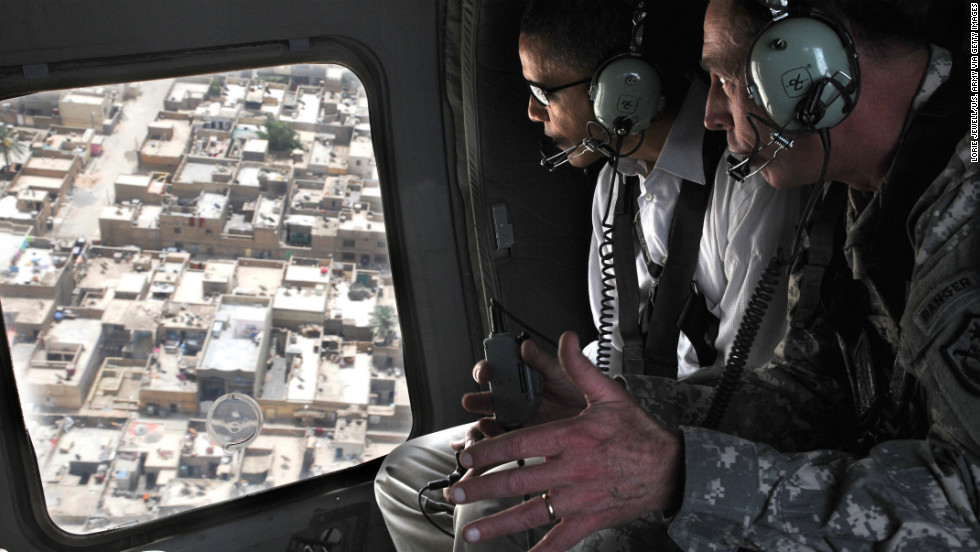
xmin=661 ymin=47 xmax=980 ymax=550
xmin=676 ymin=428 xmax=980 ymax=551
xmin=580 ymin=45 xmax=980 ymax=551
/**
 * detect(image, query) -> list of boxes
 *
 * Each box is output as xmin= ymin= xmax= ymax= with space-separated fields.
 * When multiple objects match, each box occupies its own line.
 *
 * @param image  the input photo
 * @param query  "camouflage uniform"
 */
xmin=648 ymin=46 xmax=980 ymax=550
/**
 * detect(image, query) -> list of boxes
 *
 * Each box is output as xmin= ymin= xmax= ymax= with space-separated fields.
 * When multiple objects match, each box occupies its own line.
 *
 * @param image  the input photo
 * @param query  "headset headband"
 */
xmin=744 ymin=0 xmax=860 ymax=131
xmin=588 ymin=0 xmax=664 ymax=136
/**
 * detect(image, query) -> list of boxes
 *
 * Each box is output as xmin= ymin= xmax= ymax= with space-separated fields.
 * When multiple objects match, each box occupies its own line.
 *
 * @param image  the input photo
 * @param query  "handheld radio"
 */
xmin=484 ymin=299 xmax=542 ymax=430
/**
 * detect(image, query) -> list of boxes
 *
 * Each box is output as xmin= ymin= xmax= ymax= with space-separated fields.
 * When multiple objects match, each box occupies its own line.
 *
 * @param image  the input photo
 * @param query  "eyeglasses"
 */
xmin=527 ymin=77 xmax=591 ymax=106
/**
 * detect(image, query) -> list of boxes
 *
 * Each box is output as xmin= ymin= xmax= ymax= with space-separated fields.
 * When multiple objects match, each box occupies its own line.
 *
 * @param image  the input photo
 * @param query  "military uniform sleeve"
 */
xmin=669 ymin=427 xmax=980 ymax=551
xmin=668 ymin=137 xmax=980 ymax=552
xmin=619 ymin=312 xmax=856 ymax=453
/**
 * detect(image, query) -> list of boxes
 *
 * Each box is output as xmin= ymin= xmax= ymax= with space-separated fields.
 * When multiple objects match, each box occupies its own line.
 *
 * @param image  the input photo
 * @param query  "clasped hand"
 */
xmin=449 ymin=331 xmax=684 ymax=552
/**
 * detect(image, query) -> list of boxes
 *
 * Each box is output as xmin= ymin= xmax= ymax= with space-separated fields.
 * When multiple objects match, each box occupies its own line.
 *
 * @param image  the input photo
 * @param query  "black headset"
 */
xmin=743 ymin=0 xmax=860 ymax=131
xmin=587 ymin=1 xmax=665 ymax=137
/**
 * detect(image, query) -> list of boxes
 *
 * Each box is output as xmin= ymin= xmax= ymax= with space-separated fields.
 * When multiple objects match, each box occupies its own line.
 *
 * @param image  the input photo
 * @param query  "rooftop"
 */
xmin=234 ymin=262 xmax=283 ymax=297
xmin=167 ymin=81 xmax=209 ymax=104
xmin=199 ymin=301 xmax=267 ymax=374
xmin=11 ymin=174 xmax=65 ymax=193
xmin=1 ymin=246 xmax=62 ymax=286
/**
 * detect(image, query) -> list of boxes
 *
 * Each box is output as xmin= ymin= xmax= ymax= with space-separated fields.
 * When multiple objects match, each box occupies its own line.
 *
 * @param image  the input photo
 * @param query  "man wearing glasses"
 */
xmin=442 ymin=1 xmax=811 ymax=549
xmin=376 ymin=1 xmax=813 ymax=550
xmin=518 ymin=0 xmax=809 ymax=381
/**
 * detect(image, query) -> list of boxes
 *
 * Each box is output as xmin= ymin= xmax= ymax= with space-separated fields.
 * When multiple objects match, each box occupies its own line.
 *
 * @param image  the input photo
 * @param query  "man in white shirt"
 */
xmin=581 ymin=79 xmax=802 ymax=379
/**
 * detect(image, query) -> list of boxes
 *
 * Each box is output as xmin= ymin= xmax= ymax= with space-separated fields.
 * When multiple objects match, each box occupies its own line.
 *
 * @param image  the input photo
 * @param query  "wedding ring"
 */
xmin=541 ymin=492 xmax=556 ymax=522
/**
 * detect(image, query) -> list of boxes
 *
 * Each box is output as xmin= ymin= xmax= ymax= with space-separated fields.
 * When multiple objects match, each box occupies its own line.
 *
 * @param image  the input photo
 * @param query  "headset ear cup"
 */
xmin=589 ymin=53 xmax=664 ymax=135
xmin=745 ymin=14 xmax=860 ymax=131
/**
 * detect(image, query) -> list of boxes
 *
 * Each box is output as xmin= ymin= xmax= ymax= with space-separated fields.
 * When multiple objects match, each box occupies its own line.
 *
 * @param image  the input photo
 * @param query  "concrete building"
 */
xmin=0 ymin=188 xmax=53 ymax=235
xmin=332 ymin=417 xmax=366 ymax=460
xmin=230 ymin=162 xmax=290 ymax=203
xmin=101 ymin=299 xmax=162 ymax=359
xmin=140 ymin=343 xmax=200 ymax=417
xmin=200 ymin=259 xmax=236 ymax=297
xmin=2 ymin=90 xmax=61 ymax=129
xmin=348 ymin=135 xmax=375 ymax=179
xmin=234 ymin=258 xmax=285 ymax=297
xmin=279 ymin=86 xmax=323 ymax=131
xmin=36 ymin=125 xmax=95 ymax=163
xmin=117 ymin=419 xmax=186 ymax=491
xmin=113 ymin=173 xmax=169 ymax=206
xmin=241 ymin=138 xmax=268 ymax=162
xmin=0 ymin=239 xmax=76 ymax=304
xmin=58 ymin=89 xmax=113 ymax=129
xmin=24 ymin=315 xmax=104 ymax=410
xmin=272 ymin=285 xmax=327 ymax=330
xmin=189 ymin=129 xmax=232 ymax=159
xmin=1 ymin=296 xmax=56 ymax=342
xmin=192 ymin=76 xmax=243 ymax=131
xmin=40 ymin=418 xmax=123 ymax=526
xmin=171 ymin=155 xmax=237 ymax=198
xmin=98 ymin=202 xmax=163 ymax=251
xmin=335 ymin=206 xmax=388 ymax=267
xmin=158 ymin=192 xmax=227 ymax=256
xmin=9 ymin=154 xmax=80 ymax=202
xmin=163 ymin=78 xmax=211 ymax=112
xmin=84 ymin=357 xmax=147 ymax=414
xmin=139 ymin=112 xmax=193 ymax=172
xmin=196 ymin=295 xmax=272 ymax=402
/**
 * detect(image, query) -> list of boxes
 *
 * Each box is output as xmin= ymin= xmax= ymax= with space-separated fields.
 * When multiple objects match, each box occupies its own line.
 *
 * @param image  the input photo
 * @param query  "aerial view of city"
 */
xmin=0 ymin=64 xmax=410 ymax=533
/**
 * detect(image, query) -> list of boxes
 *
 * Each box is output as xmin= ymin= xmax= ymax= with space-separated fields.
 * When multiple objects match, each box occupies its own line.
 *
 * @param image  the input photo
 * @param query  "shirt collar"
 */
xmin=613 ymin=79 xmax=708 ymax=185
xmin=650 ymin=78 xmax=709 ymax=186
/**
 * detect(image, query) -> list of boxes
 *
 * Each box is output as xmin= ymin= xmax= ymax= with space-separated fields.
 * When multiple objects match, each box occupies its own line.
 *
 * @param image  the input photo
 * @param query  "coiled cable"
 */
xmin=700 ymin=253 xmax=785 ymax=430
xmin=701 ymin=128 xmax=833 ymax=430
xmin=594 ymin=134 xmax=627 ymax=372
xmin=594 ymin=177 xmax=618 ymax=372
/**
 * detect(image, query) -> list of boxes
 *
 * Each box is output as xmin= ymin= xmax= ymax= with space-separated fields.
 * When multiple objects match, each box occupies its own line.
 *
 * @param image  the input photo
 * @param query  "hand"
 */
xmin=461 ymin=338 xmax=589 ymax=431
xmin=441 ymin=423 xmax=490 ymax=504
xmin=449 ymin=332 xmax=684 ymax=552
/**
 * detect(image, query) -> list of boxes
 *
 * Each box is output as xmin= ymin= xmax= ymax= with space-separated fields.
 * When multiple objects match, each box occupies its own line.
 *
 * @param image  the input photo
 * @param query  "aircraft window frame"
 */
xmin=0 ymin=36 xmax=425 ymax=550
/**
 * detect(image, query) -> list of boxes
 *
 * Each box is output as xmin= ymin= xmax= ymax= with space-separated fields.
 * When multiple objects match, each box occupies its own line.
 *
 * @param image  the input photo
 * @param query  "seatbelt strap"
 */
xmin=642 ymin=130 xmax=725 ymax=377
xmin=613 ymin=175 xmax=644 ymax=374
xmin=791 ymin=181 xmax=848 ymax=329
xmin=677 ymin=283 xmax=719 ymax=367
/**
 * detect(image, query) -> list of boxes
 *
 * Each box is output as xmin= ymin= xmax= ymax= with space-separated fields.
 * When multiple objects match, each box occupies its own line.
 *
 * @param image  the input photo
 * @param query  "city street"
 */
xmin=50 ymin=77 xmax=175 ymax=241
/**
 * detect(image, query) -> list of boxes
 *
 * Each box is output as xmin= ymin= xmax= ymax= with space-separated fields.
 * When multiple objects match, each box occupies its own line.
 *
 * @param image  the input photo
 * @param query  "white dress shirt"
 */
xmin=583 ymin=78 xmax=810 ymax=377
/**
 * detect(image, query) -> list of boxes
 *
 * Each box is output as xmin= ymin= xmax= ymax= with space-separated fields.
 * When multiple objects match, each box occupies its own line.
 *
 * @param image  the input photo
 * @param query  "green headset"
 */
xmin=587 ymin=1 xmax=665 ymax=137
xmin=744 ymin=0 xmax=860 ymax=131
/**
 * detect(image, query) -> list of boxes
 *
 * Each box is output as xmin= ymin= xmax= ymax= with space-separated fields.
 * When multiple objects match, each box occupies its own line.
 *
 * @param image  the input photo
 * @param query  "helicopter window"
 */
xmin=0 ymin=64 xmax=411 ymax=534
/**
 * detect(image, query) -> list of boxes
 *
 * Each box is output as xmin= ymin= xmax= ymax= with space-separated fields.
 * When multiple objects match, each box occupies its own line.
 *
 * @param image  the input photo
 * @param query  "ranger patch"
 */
xmin=914 ymin=272 xmax=979 ymax=334
xmin=944 ymin=316 xmax=980 ymax=396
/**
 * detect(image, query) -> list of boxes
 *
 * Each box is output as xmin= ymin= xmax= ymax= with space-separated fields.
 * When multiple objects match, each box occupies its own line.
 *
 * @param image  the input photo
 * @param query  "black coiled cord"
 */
xmin=595 ymin=179 xmax=618 ymax=373
xmin=701 ymin=127 xmax=833 ymax=430
xmin=594 ymin=134 xmax=627 ymax=373
xmin=700 ymin=253 xmax=785 ymax=430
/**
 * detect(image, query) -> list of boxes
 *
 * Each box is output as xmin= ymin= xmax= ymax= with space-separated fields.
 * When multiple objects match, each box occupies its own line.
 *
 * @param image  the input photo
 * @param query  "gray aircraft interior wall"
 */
xmin=0 ymin=0 xmax=599 ymax=550
xmin=457 ymin=0 xmax=597 ymax=354
xmin=0 ymin=1 xmax=470 ymax=550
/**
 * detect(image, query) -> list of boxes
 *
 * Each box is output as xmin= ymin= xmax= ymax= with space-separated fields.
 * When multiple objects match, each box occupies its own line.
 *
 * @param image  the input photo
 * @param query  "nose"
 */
xmin=527 ymin=95 xmax=549 ymax=123
xmin=704 ymin=76 xmax=734 ymax=131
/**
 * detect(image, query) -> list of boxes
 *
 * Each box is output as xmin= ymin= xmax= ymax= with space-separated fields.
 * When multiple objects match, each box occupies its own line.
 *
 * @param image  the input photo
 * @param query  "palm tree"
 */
xmin=0 ymin=125 xmax=27 ymax=175
xmin=369 ymin=305 xmax=398 ymax=345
